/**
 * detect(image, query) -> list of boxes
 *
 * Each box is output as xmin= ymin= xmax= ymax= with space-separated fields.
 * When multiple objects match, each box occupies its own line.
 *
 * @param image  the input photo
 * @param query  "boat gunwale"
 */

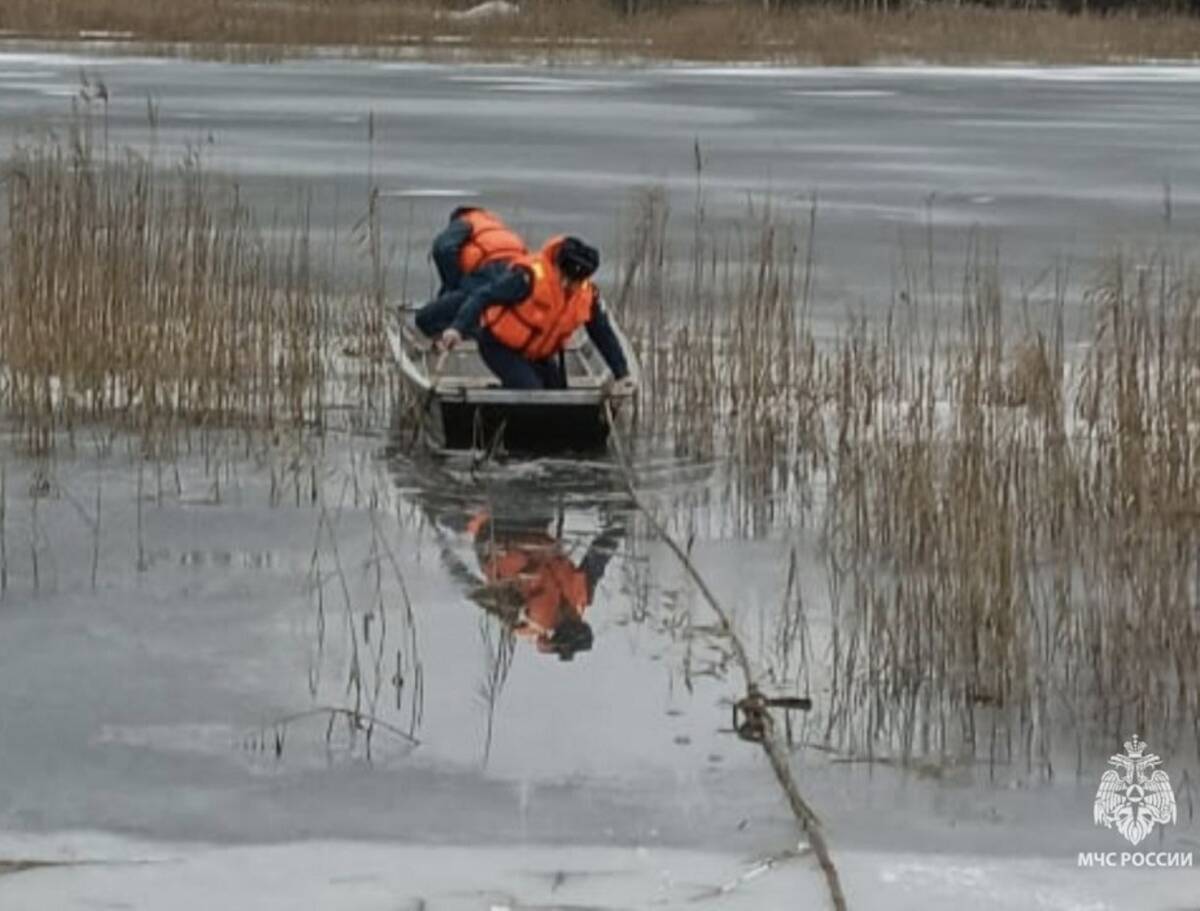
xmin=387 ymin=304 xmax=640 ymax=409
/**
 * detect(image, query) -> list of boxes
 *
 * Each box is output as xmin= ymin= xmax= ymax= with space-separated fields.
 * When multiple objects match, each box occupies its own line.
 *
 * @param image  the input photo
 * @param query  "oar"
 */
xmin=409 ymin=347 xmax=449 ymax=448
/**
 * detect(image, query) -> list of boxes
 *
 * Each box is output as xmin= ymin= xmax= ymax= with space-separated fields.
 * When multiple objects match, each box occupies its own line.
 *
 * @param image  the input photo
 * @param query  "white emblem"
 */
xmin=1093 ymin=735 xmax=1177 ymax=846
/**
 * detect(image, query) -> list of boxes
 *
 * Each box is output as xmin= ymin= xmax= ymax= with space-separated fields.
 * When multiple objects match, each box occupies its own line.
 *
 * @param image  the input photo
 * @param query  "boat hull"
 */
xmin=388 ymin=306 xmax=638 ymax=455
xmin=439 ymin=399 xmax=610 ymax=452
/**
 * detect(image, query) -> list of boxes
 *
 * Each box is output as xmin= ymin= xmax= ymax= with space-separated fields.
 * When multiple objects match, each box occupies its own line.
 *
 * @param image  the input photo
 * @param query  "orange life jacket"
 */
xmin=480 ymin=237 xmax=597 ymax=362
xmin=457 ymin=209 xmax=527 ymax=275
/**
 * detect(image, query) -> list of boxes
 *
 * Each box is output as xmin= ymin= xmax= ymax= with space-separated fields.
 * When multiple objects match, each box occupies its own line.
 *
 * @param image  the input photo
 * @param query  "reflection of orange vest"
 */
xmin=479 ymin=533 xmax=590 ymax=633
xmin=481 ymin=238 xmax=596 ymax=361
xmin=458 ymin=209 xmax=527 ymax=275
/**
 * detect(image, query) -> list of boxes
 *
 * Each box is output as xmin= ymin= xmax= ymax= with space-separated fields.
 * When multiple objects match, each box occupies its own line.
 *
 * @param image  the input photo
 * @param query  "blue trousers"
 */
xmin=414 ymin=290 xmax=466 ymax=338
xmin=414 ymin=267 xmax=511 ymax=339
xmin=478 ymin=330 xmax=566 ymax=390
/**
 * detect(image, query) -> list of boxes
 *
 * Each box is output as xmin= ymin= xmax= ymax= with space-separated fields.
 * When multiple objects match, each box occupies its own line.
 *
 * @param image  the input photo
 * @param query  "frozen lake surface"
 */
xmin=3 ymin=50 xmax=1200 ymax=317
xmin=2 ymin=48 xmax=1200 ymax=908
xmin=3 ymin=831 xmax=1197 ymax=911
xmin=0 ymin=438 xmax=1196 ymax=908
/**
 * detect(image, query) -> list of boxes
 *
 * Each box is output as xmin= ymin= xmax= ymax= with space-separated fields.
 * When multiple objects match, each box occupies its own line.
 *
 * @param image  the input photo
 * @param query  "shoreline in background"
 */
xmin=2 ymin=2 xmax=1200 ymax=66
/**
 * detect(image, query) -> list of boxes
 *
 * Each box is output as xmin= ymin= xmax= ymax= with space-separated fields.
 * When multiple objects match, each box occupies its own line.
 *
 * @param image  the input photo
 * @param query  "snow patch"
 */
xmin=659 ymin=63 xmax=1200 ymax=83
xmin=0 ymin=82 xmax=74 ymax=95
xmin=442 ymin=2 xmax=520 ymax=24
xmin=449 ymin=74 xmax=633 ymax=92
xmin=379 ymin=187 xmax=479 ymax=199
xmin=787 ymin=89 xmax=896 ymax=98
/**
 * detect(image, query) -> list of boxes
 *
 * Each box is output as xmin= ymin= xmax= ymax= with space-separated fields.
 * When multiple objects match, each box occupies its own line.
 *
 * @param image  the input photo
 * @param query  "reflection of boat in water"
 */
xmin=387 ymin=305 xmax=639 ymax=454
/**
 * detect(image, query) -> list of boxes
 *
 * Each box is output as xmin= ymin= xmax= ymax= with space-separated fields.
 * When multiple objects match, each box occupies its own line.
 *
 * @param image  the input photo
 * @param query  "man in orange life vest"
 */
xmin=466 ymin=508 xmax=624 ymax=660
xmin=435 ymin=235 xmax=635 ymax=392
xmin=415 ymin=206 xmax=528 ymax=338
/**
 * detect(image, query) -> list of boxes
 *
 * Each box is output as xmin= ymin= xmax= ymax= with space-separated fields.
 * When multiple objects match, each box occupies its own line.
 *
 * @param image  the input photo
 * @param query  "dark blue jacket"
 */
xmin=451 ymin=264 xmax=629 ymax=380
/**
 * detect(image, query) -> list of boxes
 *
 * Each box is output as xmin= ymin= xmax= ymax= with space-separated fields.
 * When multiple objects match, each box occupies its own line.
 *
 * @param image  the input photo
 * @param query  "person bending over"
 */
xmin=436 ymin=235 xmax=635 ymax=392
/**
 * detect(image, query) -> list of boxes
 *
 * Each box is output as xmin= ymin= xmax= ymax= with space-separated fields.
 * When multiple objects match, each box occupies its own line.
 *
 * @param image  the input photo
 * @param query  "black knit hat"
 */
xmin=557 ymin=236 xmax=600 ymax=281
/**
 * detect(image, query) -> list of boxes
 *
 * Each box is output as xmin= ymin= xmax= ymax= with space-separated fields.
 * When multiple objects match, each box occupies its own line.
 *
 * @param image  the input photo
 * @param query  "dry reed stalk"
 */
xmin=613 ymin=190 xmax=825 ymax=538
xmin=0 ymin=102 xmax=340 ymax=455
xmin=290 ymin=458 xmax=425 ymax=755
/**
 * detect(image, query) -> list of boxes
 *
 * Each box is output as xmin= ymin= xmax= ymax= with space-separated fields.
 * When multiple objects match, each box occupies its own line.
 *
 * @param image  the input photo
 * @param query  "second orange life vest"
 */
xmin=458 ymin=209 xmax=527 ymax=275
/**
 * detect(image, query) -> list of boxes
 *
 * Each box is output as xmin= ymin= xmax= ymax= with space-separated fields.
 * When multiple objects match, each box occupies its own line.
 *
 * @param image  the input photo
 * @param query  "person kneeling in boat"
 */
xmin=435 ymin=235 xmax=636 ymax=392
xmin=415 ymin=206 xmax=528 ymax=338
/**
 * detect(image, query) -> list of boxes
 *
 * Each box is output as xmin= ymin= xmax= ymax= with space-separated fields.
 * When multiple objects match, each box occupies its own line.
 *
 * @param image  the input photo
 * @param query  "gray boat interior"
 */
xmin=389 ymin=307 xmax=638 ymax=406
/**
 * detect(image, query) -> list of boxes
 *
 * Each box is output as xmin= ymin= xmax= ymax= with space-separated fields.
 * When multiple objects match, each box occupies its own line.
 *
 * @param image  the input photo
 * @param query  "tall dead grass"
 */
xmin=611 ymin=187 xmax=826 ymax=536
xmin=3 ymin=1 xmax=1200 ymax=64
xmin=0 ymin=0 xmax=440 ymax=50
xmin=612 ymin=189 xmax=1200 ymax=769
xmin=0 ymin=97 xmax=345 ymax=454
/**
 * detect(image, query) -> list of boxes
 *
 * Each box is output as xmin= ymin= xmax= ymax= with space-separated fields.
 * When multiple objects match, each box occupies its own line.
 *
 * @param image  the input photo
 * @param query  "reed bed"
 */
xmin=0 ymin=102 xmax=397 ymax=455
xmin=4 ymin=1 xmax=1200 ymax=65
xmin=612 ymin=190 xmax=1200 ymax=769
xmin=817 ymin=257 xmax=1200 ymax=770
xmin=612 ymin=187 xmax=827 ymax=537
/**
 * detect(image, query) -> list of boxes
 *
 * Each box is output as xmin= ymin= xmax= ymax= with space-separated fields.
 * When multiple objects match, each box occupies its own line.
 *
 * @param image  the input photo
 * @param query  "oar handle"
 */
xmin=429 ymin=349 xmax=449 ymax=386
